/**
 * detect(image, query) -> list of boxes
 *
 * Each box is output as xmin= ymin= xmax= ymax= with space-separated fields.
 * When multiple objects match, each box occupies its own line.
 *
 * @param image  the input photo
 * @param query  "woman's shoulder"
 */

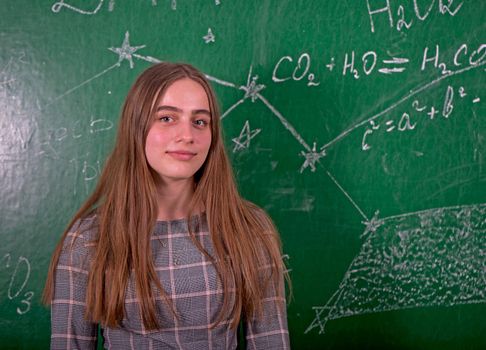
xmin=69 ymin=213 xmax=98 ymax=238
xmin=62 ymin=213 xmax=99 ymax=251
xmin=58 ymin=213 xmax=98 ymax=269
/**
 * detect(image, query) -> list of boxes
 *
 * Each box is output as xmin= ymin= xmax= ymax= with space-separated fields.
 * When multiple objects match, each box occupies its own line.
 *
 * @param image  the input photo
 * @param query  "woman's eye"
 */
xmin=194 ymin=119 xmax=208 ymax=127
xmin=159 ymin=116 xmax=173 ymax=122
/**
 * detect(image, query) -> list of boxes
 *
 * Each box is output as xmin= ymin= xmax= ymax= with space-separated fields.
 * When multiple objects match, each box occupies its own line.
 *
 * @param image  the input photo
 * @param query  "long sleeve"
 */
xmin=244 ymin=268 xmax=290 ymax=349
xmin=50 ymin=218 xmax=98 ymax=350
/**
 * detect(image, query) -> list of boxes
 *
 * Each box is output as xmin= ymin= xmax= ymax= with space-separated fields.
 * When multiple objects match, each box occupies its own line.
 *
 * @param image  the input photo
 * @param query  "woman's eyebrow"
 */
xmin=156 ymin=105 xmax=181 ymax=113
xmin=156 ymin=105 xmax=211 ymax=116
xmin=192 ymin=109 xmax=211 ymax=116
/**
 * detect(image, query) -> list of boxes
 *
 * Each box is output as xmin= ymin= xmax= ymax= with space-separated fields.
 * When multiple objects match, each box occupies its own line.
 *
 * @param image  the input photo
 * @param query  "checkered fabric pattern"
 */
xmin=51 ymin=214 xmax=289 ymax=349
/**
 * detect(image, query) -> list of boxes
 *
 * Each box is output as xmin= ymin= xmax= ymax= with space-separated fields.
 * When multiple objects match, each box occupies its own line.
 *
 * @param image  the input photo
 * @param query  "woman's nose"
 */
xmin=176 ymin=120 xmax=194 ymax=143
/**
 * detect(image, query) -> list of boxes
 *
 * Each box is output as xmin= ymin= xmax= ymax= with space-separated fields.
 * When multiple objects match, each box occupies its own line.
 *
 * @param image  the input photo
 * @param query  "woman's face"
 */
xmin=145 ymin=78 xmax=212 ymax=186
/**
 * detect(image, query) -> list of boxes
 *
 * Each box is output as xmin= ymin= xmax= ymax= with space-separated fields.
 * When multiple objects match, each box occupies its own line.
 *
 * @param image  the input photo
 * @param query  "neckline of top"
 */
xmin=155 ymin=211 xmax=206 ymax=224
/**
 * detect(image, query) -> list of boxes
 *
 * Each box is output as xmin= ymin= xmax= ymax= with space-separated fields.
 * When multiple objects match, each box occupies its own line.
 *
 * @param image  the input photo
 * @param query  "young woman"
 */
xmin=43 ymin=62 xmax=290 ymax=349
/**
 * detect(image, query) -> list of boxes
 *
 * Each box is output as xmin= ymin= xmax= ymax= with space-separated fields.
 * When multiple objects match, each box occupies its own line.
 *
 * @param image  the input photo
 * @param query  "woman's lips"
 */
xmin=166 ymin=150 xmax=197 ymax=161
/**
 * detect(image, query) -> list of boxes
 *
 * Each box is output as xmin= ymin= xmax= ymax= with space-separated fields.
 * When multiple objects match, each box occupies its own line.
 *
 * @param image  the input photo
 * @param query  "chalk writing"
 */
xmin=45 ymin=29 xmax=484 ymax=175
xmin=272 ymin=53 xmax=320 ymax=86
xmin=322 ymin=61 xmax=484 ymax=153
xmin=270 ymin=43 xmax=485 ymax=85
xmin=1 ymin=254 xmax=34 ymax=315
xmin=422 ymin=44 xmax=486 ymax=74
xmin=51 ymin=0 xmax=221 ymax=15
xmin=365 ymin=0 xmax=464 ymax=33
xmin=0 ymin=120 xmax=36 ymax=160
xmin=70 ymin=157 xmax=103 ymax=195
xmin=0 ymin=51 xmax=37 ymax=161
xmin=38 ymin=116 xmax=113 ymax=160
xmin=360 ymin=84 xmax=478 ymax=151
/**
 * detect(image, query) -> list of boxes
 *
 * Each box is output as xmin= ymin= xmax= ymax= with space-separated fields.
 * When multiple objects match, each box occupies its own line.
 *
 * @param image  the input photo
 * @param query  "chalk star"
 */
xmin=300 ymin=142 xmax=326 ymax=173
xmin=203 ymin=28 xmax=215 ymax=43
xmin=232 ymin=120 xmax=261 ymax=152
xmin=109 ymin=31 xmax=146 ymax=69
xmin=240 ymin=65 xmax=266 ymax=102
xmin=361 ymin=210 xmax=384 ymax=238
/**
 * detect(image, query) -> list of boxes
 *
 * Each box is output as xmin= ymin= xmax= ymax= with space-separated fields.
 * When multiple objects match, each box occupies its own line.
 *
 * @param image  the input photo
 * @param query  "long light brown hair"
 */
xmin=43 ymin=62 xmax=288 ymax=330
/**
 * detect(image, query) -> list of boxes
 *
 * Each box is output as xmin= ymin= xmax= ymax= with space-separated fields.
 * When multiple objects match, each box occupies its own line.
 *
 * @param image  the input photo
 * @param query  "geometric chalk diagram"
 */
xmin=305 ymin=203 xmax=486 ymax=334
xmin=42 ymin=27 xmax=486 ymax=335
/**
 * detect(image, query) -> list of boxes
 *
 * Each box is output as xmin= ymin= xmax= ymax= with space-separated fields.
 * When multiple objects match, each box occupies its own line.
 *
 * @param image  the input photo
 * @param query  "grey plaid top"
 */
xmin=51 ymin=214 xmax=290 ymax=349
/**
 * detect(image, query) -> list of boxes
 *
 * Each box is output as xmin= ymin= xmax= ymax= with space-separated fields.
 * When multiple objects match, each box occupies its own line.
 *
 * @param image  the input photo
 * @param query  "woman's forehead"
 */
xmin=155 ymin=78 xmax=210 ymax=110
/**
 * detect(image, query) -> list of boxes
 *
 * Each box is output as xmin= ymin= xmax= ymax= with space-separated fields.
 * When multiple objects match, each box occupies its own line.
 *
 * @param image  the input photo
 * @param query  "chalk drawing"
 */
xmin=268 ymin=187 xmax=314 ymax=213
xmin=220 ymin=98 xmax=245 ymax=120
xmin=256 ymin=93 xmax=311 ymax=153
xmin=207 ymin=63 xmax=313 ymax=168
xmin=299 ymin=142 xmax=326 ymax=173
xmin=43 ymin=63 xmax=120 ymax=108
xmin=203 ymin=28 xmax=216 ymax=44
xmin=305 ymin=203 xmax=486 ymax=334
xmin=44 ymin=31 xmax=160 ymax=108
xmin=326 ymin=171 xmax=369 ymax=222
xmin=232 ymin=120 xmax=261 ymax=153
xmin=240 ymin=65 xmax=266 ymax=102
xmin=109 ymin=31 xmax=146 ymax=69
xmin=51 ymin=0 xmax=107 ymax=15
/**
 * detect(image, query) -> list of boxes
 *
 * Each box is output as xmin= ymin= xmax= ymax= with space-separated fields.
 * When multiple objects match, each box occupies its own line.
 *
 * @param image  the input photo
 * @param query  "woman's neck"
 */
xmin=155 ymin=178 xmax=195 ymax=221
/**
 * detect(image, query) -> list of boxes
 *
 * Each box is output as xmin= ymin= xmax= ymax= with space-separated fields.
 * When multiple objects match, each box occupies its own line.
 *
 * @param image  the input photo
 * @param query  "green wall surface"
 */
xmin=1 ymin=1 xmax=485 ymax=349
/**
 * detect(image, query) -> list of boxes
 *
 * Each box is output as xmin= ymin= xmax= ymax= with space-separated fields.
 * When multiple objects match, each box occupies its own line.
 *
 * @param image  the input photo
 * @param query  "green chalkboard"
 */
xmin=1 ymin=1 xmax=485 ymax=349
